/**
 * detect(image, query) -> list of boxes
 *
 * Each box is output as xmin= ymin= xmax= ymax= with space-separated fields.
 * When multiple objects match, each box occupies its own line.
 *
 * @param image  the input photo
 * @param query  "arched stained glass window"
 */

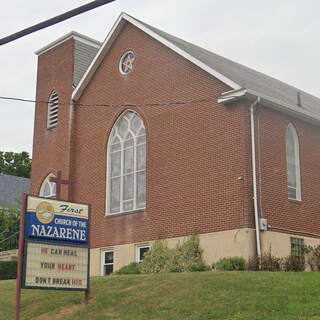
xmin=107 ymin=111 xmax=146 ymax=214
xmin=286 ymin=124 xmax=301 ymax=200
xmin=39 ymin=173 xmax=56 ymax=198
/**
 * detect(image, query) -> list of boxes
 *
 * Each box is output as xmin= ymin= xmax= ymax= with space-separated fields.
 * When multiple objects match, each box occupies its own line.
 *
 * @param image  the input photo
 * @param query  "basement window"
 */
xmin=101 ymin=249 xmax=114 ymax=275
xmin=47 ymin=90 xmax=59 ymax=129
xmin=136 ymin=244 xmax=150 ymax=263
xmin=290 ymin=237 xmax=304 ymax=257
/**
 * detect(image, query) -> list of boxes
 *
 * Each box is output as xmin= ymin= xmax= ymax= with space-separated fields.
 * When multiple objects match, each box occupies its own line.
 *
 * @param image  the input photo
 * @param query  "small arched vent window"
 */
xmin=39 ymin=173 xmax=56 ymax=198
xmin=47 ymin=91 xmax=59 ymax=129
xmin=286 ymin=123 xmax=301 ymax=201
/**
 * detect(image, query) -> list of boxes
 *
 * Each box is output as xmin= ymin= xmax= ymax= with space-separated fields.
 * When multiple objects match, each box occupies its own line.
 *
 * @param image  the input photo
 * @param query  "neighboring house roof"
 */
xmin=0 ymin=174 xmax=30 ymax=208
xmin=67 ymin=12 xmax=320 ymax=123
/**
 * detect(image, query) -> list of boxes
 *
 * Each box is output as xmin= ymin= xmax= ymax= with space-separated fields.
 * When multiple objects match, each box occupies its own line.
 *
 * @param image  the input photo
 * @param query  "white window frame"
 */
xmin=47 ymin=90 xmax=59 ymax=129
xmin=286 ymin=123 xmax=301 ymax=201
xmin=106 ymin=110 xmax=146 ymax=215
xmin=39 ymin=173 xmax=56 ymax=198
xmin=135 ymin=243 xmax=150 ymax=263
xmin=101 ymin=249 xmax=114 ymax=276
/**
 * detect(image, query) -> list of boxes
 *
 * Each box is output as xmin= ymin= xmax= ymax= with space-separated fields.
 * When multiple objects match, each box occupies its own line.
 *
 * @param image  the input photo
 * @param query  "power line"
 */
xmin=0 ymin=0 xmax=116 ymax=46
xmin=0 ymin=96 xmax=217 ymax=108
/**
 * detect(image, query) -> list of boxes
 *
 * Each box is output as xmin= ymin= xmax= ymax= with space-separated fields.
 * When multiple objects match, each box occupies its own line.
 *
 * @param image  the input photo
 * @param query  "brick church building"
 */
xmin=30 ymin=13 xmax=320 ymax=275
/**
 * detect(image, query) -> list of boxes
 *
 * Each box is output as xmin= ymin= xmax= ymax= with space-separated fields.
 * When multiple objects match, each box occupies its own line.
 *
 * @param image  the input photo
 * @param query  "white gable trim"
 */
xmin=122 ymin=14 xmax=241 ymax=90
xmin=35 ymin=31 xmax=101 ymax=56
xmin=72 ymin=14 xmax=126 ymax=101
xmin=71 ymin=12 xmax=241 ymax=102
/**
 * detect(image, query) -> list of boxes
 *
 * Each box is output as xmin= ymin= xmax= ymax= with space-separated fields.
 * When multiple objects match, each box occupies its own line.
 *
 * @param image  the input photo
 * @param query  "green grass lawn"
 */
xmin=1 ymin=272 xmax=320 ymax=320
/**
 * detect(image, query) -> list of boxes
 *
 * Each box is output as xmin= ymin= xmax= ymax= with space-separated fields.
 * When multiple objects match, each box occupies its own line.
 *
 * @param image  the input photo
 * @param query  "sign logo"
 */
xmin=36 ymin=202 xmax=55 ymax=224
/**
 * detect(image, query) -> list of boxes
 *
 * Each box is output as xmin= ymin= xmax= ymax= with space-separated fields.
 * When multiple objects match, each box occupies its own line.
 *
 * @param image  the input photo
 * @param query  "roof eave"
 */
xmin=71 ymin=12 xmax=241 ymax=102
xmin=71 ymin=13 xmax=126 ymax=101
xmin=35 ymin=31 xmax=101 ymax=56
xmin=218 ymin=88 xmax=320 ymax=126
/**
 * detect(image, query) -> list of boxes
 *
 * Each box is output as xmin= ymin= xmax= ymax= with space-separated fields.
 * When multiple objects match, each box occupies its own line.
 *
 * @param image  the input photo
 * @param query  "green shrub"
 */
xmin=247 ymin=256 xmax=259 ymax=271
xmin=283 ymin=255 xmax=305 ymax=272
xmin=115 ymin=262 xmax=141 ymax=275
xmin=189 ymin=262 xmax=211 ymax=272
xmin=169 ymin=234 xmax=209 ymax=272
xmin=140 ymin=240 xmax=171 ymax=273
xmin=260 ymin=251 xmax=282 ymax=271
xmin=0 ymin=261 xmax=17 ymax=280
xmin=247 ymin=251 xmax=282 ymax=271
xmin=215 ymin=257 xmax=246 ymax=271
xmin=140 ymin=234 xmax=210 ymax=273
xmin=305 ymin=245 xmax=320 ymax=271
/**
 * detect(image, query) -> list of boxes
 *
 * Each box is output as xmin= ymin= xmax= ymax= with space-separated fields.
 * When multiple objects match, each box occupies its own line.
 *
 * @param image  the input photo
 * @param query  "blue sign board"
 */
xmin=25 ymin=197 xmax=89 ymax=244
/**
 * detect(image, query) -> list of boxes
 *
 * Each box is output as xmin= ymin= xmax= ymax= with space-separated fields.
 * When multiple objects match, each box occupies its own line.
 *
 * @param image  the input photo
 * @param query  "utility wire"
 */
xmin=0 ymin=96 xmax=219 ymax=108
xmin=0 ymin=0 xmax=115 ymax=46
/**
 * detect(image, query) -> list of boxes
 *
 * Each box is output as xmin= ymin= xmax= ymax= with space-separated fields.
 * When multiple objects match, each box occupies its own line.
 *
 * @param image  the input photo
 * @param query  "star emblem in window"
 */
xmin=119 ymin=51 xmax=135 ymax=75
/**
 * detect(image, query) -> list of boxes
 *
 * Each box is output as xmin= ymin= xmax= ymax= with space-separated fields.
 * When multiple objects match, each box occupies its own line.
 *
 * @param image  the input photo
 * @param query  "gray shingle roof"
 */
xmin=0 ymin=174 xmax=30 ymax=208
xmin=136 ymin=17 xmax=320 ymax=116
xmin=73 ymin=39 xmax=100 ymax=87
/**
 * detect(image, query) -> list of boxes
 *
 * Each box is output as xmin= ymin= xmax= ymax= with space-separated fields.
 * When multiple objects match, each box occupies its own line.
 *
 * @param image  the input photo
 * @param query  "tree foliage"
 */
xmin=0 ymin=151 xmax=31 ymax=178
xmin=0 ymin=204 xmax=20 ymax=243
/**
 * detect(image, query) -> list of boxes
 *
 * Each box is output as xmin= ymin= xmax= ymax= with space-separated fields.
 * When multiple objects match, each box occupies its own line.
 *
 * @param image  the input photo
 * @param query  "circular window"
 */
xmin=119 ymin=51 xmax=135 ymax=75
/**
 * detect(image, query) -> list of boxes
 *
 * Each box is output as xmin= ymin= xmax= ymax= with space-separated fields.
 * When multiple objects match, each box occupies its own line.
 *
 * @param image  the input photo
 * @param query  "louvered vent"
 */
xmin=47 ymin=91 xmax=59 ymax=129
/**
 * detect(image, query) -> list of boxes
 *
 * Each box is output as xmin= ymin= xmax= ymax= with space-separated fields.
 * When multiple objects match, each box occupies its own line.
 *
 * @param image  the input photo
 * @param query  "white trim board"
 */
xmin=35 ymin=31 xmax=101 ymax=56
xmin=71 ymin=12 xmax=241 ymax=102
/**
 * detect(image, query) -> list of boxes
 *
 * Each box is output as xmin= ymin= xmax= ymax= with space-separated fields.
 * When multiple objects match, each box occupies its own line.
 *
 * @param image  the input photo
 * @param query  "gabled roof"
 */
xmin=72 ymin=12 xmax=320 ymax=123
xmin=73 ymin=38 xmax=101 ymax=87
xmin=0 ymin=174 xmax=30 ymax=208
xmin=35 ymin=31 xmax=101 ymax=56
xmin=35 ymin=31 xmax=101 ymax=89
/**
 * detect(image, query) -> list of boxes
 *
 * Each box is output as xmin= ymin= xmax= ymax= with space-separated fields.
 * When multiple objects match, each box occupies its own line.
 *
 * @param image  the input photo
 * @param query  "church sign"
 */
xmin=25 ymin=196 xmax=89 ymax=244
xmin=20 ymin=195 xmax=90 ymax=291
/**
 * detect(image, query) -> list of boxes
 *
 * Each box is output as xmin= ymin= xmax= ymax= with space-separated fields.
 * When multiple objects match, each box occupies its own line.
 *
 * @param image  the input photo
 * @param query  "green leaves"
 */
xmin=0 ymin=151 xmax=31 ymax=178
xmin=140 ymin=234 xmax=209 ymax=273
xmin=0 ymin=204 xmax=20 ymax=243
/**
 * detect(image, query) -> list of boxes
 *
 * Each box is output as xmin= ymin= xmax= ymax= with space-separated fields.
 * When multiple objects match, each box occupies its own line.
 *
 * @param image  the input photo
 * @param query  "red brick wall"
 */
xmin=30 ymin=22 xmax=320 ymax=251
xmin=69 ymin=23 xmax=254 ymax=248
xmin=30 ymin=38 xmax=75 ymax=199
xmin=256 ymin=106 xmax=320 ymax=236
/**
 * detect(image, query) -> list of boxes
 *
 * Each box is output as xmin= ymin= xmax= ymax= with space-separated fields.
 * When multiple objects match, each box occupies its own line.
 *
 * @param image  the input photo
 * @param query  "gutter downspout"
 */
xmin=250 ymin=97 xmax=262 ymax=261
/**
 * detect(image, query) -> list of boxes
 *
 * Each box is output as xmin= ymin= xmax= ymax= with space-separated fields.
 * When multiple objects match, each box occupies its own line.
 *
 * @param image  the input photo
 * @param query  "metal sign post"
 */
xmin=15 ymin=193 xmax=27 ymax=320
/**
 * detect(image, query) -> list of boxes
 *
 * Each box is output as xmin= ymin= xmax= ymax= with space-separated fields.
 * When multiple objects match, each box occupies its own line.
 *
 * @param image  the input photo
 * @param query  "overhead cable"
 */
xmin=0 ymin=96 xmax=218 ymax=108
xmin=0 ymin=0 xmax=116 ymax=46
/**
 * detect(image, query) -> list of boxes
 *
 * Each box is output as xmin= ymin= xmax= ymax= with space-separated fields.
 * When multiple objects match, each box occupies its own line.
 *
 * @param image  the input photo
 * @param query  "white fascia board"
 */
xmin=122 ymin=14 xmax=241 ymax=91
xmin=35 ymin=31 xmax=101 ymax=56
xmin=217 ymin=88 xmax=247 ymax=103
xmin=35 ymin=32 xmax=74 ymax=55
xmin=218 ymin=88 xmax=320 ymax=126
xmin=72 ymin=12 xmax=241 ymax=102
xmin=72 ymin=14 xmax=126 ymax=101
xmin=73 ymin=33 xmax=101 ymax=49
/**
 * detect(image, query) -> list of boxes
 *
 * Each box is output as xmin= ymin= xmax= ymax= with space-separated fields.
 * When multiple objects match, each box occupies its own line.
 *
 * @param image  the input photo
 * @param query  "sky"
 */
xmin=1 ymin=0 xmax=319 ymax=155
